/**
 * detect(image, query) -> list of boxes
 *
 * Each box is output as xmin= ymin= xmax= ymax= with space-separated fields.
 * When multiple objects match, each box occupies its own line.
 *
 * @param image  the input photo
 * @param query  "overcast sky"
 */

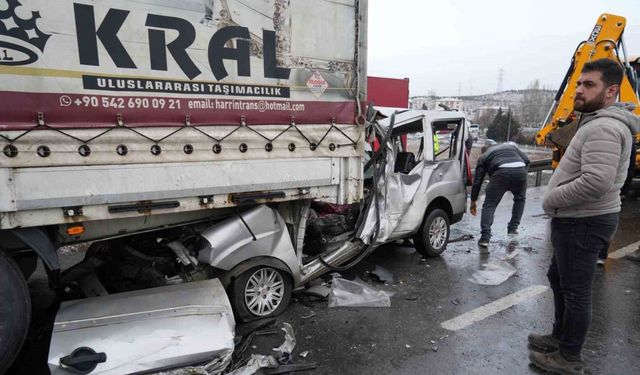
xmin=367 ymin=0 xmax=640 ymax=97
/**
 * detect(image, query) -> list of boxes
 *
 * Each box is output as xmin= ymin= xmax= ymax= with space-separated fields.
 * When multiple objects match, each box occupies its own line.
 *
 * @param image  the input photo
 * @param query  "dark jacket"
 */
xmin=470 ymin=143 xmax=530 ymax=201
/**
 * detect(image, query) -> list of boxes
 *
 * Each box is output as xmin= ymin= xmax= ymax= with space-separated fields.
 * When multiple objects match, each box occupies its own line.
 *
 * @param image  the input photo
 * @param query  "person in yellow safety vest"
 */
xmin=433 ymin=133 xmax=440 ymax=155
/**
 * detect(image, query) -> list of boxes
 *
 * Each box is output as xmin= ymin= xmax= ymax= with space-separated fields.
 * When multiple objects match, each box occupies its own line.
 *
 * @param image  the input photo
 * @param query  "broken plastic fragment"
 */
xmin=225 ymin=354 xmax=278 ymax=375
xmin=273 ymin=323 xmax=296 ymax=357
xmin=328 ymin=275 xmax=393 ymax=308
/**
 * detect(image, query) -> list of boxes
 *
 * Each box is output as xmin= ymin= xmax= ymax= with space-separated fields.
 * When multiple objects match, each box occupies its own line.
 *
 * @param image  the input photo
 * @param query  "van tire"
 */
xmin=413 ymin=209 xmax=450 ymax=257
xmin=0 ymin=251 xmax=31 ymax=374
xmin=230 ymin=266 xmax=292 ymax=322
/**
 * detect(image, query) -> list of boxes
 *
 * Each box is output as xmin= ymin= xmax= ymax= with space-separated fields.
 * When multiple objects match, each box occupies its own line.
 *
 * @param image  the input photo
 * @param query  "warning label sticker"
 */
xmin=306 ymin=71 xmax=329 ymax=98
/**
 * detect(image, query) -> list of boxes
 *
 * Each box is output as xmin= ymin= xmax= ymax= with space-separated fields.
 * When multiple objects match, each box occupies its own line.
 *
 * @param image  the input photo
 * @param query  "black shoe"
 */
xmin=528 ymin=333 xmax=559 ymax=352
xmin=529 ymin=350 xmax=585 ymax=375
xmin=478 ymin=238 xmax=490 ymax=247
xmin=596 ymin=258 xmax=606 ymax=266
xmin=508 ymin=229 xmax=519 ymax=235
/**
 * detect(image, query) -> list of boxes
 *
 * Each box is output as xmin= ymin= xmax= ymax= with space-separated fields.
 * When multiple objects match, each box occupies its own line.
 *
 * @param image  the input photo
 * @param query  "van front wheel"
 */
xmin=230 ymin=266 xmax=292 ymax=322
xmin=413 ymin=209 xmax=450 ymax=257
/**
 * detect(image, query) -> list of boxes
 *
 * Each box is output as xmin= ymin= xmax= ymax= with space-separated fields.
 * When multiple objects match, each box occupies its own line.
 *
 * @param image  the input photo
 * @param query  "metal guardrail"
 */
xmin=528 ymin=158 xmax=553 ymax=187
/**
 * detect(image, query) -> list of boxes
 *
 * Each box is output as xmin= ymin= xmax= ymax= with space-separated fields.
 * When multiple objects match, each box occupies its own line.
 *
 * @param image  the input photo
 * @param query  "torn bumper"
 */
xmin=48 ymin=279 xmax=235 ymax=375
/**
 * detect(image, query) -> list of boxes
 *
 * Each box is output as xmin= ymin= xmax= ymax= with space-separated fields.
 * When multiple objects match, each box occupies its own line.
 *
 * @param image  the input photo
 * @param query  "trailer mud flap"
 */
xmin=48 ymin=279 xmax=235 ymax=375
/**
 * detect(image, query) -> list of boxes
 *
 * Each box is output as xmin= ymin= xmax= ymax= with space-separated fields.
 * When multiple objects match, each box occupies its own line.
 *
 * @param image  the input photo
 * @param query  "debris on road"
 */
xmin=237 ymin=318 xmax=277 ymax=338
xmin=328 ymin=275 xmax=393 ymax=308
xmin=262 ymin=363 xmax=319 ymax=374
xmin=273 ymin=323 xmax=296 ymax=364
xmin=227 ymin=322 xmax=317 ymax=375
xmin=301 ymin=312 xmax=316 ymax=319
xmin=303 ymin=285 xmax=332 ymax=299
xmin=226 ymin=354 xmax=279 ymax=375
xmin=371 ymin=265 xmax=394 ymax=283
xmin=449 ymin=233 xmax=475 ymax=243
xmin=468 ymin=261 xmax=517 ymax=285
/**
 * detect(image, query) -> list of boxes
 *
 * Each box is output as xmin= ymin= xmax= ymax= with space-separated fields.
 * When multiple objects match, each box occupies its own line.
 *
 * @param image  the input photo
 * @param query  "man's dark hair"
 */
xmin=582 ymin=58 xmax=624 ymax=87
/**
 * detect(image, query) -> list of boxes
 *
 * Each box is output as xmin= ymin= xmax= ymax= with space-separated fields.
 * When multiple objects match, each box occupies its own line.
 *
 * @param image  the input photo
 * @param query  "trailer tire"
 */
xmin=0 ymin=251 xmax=31 ymax=374
xmin=230 ymin=266 xmax=292 ymax=322
xmin=413 ymin=208 xmax=450 ymax=257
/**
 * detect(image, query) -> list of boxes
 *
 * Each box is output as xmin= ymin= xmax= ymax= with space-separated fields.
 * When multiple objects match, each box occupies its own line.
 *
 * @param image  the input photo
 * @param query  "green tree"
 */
xmin=486 ymin=108 xmax=521 ymax=142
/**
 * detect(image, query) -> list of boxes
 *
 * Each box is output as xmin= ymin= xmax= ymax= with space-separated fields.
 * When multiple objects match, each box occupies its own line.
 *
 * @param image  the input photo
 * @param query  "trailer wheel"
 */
xmin=413 ymin=208 xmax=450 ymax=257
xmin=231 ymin=266 xmax=292 ymax=322
xmin=0 ymin=251 xmax=31 ymax=374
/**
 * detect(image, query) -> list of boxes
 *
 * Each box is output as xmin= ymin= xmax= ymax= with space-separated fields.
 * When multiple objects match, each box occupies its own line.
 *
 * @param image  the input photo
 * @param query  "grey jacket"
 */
xmin=543 ymin=104 xmax=640 ymax=218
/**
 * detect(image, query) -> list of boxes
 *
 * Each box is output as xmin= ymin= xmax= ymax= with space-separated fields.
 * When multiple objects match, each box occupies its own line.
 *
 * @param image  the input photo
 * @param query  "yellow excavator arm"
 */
xmin=536 ymin=13 xmax=640 ymax=168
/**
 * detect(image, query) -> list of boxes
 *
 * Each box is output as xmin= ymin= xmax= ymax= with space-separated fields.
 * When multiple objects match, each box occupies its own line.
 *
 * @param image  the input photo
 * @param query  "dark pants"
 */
xmin=480 ymin=167 xmax=527 ymax=240
xmin=547 ymin=213 xmax=618 ymax=358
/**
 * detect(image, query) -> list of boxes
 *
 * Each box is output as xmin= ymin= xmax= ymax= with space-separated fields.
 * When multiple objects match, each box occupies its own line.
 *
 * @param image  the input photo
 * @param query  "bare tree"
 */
xmin=517 ymin=79 xmax=554 ymax=128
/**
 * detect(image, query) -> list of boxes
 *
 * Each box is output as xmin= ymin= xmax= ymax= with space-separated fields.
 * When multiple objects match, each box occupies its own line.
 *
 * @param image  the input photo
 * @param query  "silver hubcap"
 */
xmin=429 ymin=217 xmax=448 ymax=249
xmin=244 ymin=267 xmax=285 ymax=317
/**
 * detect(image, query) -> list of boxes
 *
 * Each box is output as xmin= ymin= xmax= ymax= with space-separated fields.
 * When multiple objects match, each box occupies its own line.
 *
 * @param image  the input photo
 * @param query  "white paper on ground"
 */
xmin=468 ymin=261 xmax=517 ymax=286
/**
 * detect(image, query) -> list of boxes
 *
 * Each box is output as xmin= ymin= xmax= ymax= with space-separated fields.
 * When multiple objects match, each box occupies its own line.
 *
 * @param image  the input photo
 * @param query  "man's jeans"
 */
xmin=547 ymin=213 xmax=618 ymax=358
xmin=480 ymin=167 xmax=527 ymax=240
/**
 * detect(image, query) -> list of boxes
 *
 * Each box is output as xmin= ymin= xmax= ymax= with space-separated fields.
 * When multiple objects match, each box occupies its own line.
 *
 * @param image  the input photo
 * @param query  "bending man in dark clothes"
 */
xmin=470 ymin=141 xmax=529 ymax=249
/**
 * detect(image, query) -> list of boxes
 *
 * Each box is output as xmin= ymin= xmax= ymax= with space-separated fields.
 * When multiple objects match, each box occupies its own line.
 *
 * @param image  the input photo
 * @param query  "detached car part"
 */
xmin=48 ymin=279 xmax=235 ymax=375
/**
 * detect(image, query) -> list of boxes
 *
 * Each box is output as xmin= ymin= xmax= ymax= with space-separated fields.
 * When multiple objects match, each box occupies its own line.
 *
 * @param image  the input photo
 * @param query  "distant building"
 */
xmin=410 ymin=96 xmax=436 ymax=110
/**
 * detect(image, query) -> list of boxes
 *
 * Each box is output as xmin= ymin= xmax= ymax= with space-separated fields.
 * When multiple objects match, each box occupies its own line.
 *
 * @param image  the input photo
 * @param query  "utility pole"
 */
xmin=506 ymin=108 xmax=512 ymax=141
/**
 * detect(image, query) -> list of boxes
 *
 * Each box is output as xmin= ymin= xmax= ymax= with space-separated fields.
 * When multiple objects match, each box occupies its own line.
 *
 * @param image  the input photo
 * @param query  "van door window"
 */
xmin=390 ymin=121 xmax=425 ymax=174
xmin=432 ymin=119 xmax=464 ymax=163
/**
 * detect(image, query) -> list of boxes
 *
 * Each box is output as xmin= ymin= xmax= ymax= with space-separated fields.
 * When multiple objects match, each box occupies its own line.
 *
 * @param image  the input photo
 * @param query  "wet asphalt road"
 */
xmin=274 ymin=186 xmax=640 ymax=375
xmin=9 ymin=186 xmax=640 ymax=375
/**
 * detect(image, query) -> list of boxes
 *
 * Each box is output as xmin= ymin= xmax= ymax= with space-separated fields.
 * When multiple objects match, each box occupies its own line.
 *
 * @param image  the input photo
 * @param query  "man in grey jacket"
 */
xmin=528 ymin=59 xmax=640 ymax=375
